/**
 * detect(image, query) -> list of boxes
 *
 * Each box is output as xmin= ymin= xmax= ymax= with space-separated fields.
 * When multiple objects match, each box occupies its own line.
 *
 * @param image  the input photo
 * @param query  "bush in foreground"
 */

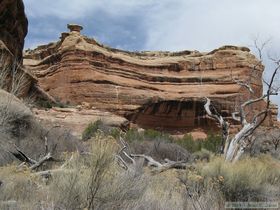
xmin=1 ymin=133 xmax=279 ymax=210
xmin=195 ymin=155 xmax=280 ymax=202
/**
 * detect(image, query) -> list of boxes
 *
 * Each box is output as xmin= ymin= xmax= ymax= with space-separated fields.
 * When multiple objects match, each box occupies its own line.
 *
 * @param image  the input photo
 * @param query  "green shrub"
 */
xmin=57 ymin=102 xmax=66 ymax=108
xmin=123 ymin=128 xmax=221 ymax=154
xmin=36 ymin=99 xmax=53 ymax=109
xmin=176 ymin=134 xmax=201 ymax=153
xmin=123 ymin=128 xmax=144 ymax=142
xmin=109 ymin=127 xmax=122 ymax=139
xmin=51 ymin=96 xmax=70 ymax=108
xmin=144 ymin=129 xmax=173 ymax=142
xmin=202 ymin=133 xmax=222 ymax=153
xmin=192 ymin=149 xmax=212 ymax=162
xmin=124 ymin=128 xmax=172 ymax=143
xmin=36 ymin=99 xmax=71 ymax=109
xmin=176 ymin=133 xmax=222 ymax=153
xmin=82 ymin=120 xmax=119 ymax=141
xmin=82 ymin=120 xmax=103 ymax=141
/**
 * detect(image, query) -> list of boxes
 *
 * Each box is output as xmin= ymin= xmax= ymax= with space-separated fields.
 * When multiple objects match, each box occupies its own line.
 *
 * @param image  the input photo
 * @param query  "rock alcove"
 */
xmin=125 ymin=100 xmax=222 ymax=133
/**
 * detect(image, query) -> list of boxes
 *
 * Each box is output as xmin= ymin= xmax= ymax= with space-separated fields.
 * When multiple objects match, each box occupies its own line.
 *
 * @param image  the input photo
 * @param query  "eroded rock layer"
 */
xmin=24 ymin=25 xmax=278 ymax=131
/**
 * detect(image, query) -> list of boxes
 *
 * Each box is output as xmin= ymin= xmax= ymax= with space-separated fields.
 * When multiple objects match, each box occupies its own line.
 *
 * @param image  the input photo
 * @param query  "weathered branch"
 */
xmin=119 ymin=137 xmax=136 ymax=165
xmin=33 ymin=154 xmax=74 ymax=178
xmin=234 ymin=79 xmax=254 ymax=94
xmin=115 ymin=155 xmax=128 ymax=170
xmin=239 ymin=94 xmax=267 ymax=125
xmin=130 ymin=154 xmax=162 ymax=168
xmin=254 ymin=38 xmax=271 ymax=61
xmin=9 ymin=145 xmax=37 ymax=165
xmin=116 ymin=137 xmax=189 ymax=173
xmin=232 ymin=112 xmax=241 ymax=122
xmin=30 ymin=152 xmax=52 ymax=170
xmin=204 ymin=97 xmax=230 ymax=154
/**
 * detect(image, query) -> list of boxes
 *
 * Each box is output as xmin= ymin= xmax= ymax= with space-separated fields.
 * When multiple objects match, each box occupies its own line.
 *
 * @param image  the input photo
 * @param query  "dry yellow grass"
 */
xmin=195 ymin=155 xmax=280 ymax=202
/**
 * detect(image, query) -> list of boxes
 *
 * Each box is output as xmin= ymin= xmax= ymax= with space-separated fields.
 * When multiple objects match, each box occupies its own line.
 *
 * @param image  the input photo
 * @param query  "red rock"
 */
xmin=24 ymin=25 xmax=278 ymax=132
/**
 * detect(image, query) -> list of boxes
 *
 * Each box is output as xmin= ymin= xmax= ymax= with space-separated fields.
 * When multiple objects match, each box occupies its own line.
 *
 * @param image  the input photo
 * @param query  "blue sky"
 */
xmin=23 ymin=0 xmax=280 ymax=115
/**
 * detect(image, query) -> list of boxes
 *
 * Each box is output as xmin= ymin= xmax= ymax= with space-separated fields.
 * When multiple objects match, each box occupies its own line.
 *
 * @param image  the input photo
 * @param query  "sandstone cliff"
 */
xmin=0 ymin=0 xmax=27 ymax=58
xmin=0 ymin=0 xmax=35 ymax=96
xmin=24 ymin=25 xmax=278 ymax=132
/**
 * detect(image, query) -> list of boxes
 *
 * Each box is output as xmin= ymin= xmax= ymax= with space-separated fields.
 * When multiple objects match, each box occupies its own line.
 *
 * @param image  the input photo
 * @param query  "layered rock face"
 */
xmin=0 ymin=0 xmax=35 ymax=96
xmin=24 ymin=25 xmax=278 ymax=132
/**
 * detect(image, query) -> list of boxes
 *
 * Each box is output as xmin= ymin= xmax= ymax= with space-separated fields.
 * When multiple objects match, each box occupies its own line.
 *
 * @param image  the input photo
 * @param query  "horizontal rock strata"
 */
xmin=24 ymin=25 xmax=278 ymax=131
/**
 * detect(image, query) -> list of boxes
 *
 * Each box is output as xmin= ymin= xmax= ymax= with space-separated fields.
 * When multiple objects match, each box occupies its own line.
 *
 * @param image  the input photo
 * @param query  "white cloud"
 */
xmin=23 ymin=0 xmax=155 ymax=19
xmin=143 ymin=0 xmax=280 ymax=51
xmin=22 ymin=0 xmax=280 ymax=51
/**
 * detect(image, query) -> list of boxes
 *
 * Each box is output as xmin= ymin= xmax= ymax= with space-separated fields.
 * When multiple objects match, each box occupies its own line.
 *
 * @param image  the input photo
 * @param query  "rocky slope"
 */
xmin=24 ymin=24 xmax=278 ymax=132
xmin=33 ymin=106 xmax=129 ymax=139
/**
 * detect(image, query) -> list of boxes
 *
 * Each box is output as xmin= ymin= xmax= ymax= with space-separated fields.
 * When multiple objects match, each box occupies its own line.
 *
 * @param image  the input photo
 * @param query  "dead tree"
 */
xmin=8 ymin=138 xmax=57 ymax=171
xmin=204 ymin=42 xmax=279 ymax=162
xmin=7 ymin=126 xmax=65 ymax=171
xmin=115 ymin=137 xmax=190 ymax=173
xmin=269 ymin=129 xmax=280 ymax=151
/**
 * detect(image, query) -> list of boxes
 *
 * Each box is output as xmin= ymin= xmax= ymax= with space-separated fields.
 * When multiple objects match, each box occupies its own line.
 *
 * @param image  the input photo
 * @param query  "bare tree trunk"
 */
xmin=203 ymin=40 xmax=280 ymax=162
xmin=203 ymin=70 xmax=279 ymax=162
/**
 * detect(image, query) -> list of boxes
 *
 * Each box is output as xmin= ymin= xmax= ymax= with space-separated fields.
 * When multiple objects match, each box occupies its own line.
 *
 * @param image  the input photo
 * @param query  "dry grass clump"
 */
xmin=195 ymin=155 xmax=280 ymax=202
xmin=0 ymin=165 xmax=47 ymax=209
xmin=0 ymin=89 xmax=32 ymax=136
